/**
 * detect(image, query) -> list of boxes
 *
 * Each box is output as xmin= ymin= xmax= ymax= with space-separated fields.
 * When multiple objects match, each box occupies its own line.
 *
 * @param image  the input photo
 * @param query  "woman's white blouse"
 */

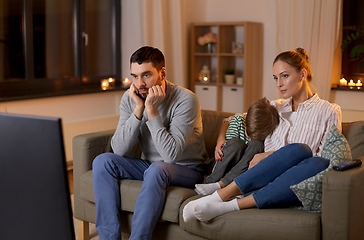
xmin=264 ymin=94 xmax=342 ymax=157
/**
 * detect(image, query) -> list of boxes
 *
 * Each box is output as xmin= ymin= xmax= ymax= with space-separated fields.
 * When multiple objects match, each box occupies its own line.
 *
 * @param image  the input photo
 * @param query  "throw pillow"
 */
xmin=225 ymin=113 xmax=249 ymax=144
xmin=290 ymin=124 xmax=352 ymax=212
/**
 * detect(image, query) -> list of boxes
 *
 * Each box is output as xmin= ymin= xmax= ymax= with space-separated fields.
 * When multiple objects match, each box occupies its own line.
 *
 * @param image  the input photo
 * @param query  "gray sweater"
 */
xmin=111 ymin=80 xmax=207 ymax=166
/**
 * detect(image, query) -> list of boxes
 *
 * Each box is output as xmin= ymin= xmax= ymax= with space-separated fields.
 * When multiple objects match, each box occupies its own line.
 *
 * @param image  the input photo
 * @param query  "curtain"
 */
xmin=122 ymin=0 xmax=186 ymax=87
xmin=275 ymin=0 xmax=342 ymax=100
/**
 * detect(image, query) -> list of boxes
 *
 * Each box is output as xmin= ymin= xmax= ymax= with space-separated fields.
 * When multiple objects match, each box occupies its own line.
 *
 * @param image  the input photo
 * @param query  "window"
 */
xmin=0 ymin=0 xmax=121 ymax=101
xmin=342 ymin=0 xmax=364 ymax=80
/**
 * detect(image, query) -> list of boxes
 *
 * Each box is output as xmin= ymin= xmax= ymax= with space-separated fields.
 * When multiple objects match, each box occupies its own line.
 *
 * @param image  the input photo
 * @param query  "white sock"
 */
xmin=194 ymin=198 xmax=240 ymax=222
xmin=195 ymin=182 xmax=221 ymax=195
xmin=183 ymin=191 xmax=223 ymax=222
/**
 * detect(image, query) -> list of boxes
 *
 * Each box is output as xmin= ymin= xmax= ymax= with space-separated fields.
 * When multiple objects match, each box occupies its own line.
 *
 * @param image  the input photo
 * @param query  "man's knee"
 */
xmin=144 ymin=162 xmax=167 ymax=175
xmin=92 ymin=152 xmax=115 ymax=173
xmin=143 ymin=162 xmax=170 ymax=183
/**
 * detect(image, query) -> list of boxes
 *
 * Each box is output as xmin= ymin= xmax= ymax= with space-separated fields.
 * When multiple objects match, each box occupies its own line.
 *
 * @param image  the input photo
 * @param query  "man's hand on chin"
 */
xmin=145 ymin=84 xmax=165 ymax=120
xmin=129 ymin=83 xmax=145 ymax=120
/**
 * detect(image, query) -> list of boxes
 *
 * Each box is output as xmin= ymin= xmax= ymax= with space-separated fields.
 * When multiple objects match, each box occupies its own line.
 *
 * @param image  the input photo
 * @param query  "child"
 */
xmin=195 ymin=97 xmax=279 ymax=195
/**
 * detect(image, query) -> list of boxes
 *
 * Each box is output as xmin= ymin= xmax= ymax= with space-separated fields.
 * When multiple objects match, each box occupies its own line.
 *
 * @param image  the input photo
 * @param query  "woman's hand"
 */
xmin=214 ymin=140 xmax=226 ymax=161
xmin=214 ymin=120 xmax=230 ymax=161
xmin=248 ymin=151 xmax=273 ymax=169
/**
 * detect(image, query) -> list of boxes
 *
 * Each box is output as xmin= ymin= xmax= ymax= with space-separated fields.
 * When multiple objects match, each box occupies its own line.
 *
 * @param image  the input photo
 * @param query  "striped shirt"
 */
xmin=225 ymin=113 xmax=250 ymax=144
xmin=264 ymin=94 xmax=342 ymax=157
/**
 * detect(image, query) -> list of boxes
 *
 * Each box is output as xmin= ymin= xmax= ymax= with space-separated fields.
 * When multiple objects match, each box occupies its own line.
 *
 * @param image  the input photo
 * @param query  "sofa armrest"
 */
xmin=73 ymin=130 xmax=142 ymax=195
xmin=73 ymin=130 xmax=115 ymax=194
xmin=322 ymin=158 xmax=364 ymax=240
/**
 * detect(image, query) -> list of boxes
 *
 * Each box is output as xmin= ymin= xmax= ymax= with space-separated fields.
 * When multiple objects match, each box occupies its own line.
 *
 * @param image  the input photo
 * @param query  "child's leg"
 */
xmin=205 ymin=138 xmax=246 ymax=183
xmin=220 ymin=139 xmax=264 ymax=186
xmin=195 ymin=138 xmax=246 ymax=195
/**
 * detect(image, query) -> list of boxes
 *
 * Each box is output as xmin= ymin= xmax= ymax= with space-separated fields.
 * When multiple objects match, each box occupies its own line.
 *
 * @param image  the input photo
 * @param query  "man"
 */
xmin=92 ymin=46 xmax=207 ymax=240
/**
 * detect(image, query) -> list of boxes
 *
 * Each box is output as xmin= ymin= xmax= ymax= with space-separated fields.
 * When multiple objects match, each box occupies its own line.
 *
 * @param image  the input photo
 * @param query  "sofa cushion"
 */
xmin=201 ymin=110 xmax=234 ymax=158
xmin=80 ymin=170 xmax=197 ymax=223
xmin=80 ymin=170 xmax=95 ymax=202
xmin=290 ymin=124 xmax=352 ymax=212
xmin=120 ymin=179 xmax=197 ymax=223
xmin=343 ymin=121 xmax=364 ymax=159
xmin=180 ymin=195 xmax=321 ymax=240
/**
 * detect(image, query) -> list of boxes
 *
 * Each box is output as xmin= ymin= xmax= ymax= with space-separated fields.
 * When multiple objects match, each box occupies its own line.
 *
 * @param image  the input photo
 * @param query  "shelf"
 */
xmin=217 ymin=83 xmax=244 ymax=87
xmin=194 ymin=82 xmax=218 ymax=86
xmin=190 ymin=21 xmax=263 ymax=112
xmin=193 ymin=53 xmax=244 ymax=57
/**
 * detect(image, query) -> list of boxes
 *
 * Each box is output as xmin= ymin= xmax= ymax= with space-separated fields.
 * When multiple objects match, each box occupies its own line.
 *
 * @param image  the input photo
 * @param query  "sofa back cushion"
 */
xmin=342 ymin=121 xmax=364 ymax=159
xmin=201 ymin=110 xmax=233 ymax=158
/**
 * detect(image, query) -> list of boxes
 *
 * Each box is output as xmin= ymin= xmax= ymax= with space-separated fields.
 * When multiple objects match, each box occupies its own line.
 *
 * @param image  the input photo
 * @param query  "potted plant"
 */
xmin=223 ymin=66 xmax=235 ymax=84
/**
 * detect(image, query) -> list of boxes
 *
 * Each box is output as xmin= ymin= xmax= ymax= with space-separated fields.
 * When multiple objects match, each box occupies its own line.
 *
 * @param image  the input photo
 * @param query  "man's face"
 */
xmin=130 ymin=62 xmax=165 ymax=99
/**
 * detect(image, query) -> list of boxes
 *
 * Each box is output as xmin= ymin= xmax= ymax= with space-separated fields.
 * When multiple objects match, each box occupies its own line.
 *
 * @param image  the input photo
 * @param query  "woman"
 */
xmin=183 ymin=47 xmax=341 ymax=222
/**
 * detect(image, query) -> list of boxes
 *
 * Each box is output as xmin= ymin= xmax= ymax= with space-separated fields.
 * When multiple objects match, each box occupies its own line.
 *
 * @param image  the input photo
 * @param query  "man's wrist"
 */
xmin=134 ymin=105 xmax=145 ymax=120
xmin=146 ymin=106 xmax=159 ymax=120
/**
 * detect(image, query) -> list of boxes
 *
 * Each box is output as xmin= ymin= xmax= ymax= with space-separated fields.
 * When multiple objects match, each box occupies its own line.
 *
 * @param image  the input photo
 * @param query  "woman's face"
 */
xmin=273 ymin=60 xmax=304 ymax=99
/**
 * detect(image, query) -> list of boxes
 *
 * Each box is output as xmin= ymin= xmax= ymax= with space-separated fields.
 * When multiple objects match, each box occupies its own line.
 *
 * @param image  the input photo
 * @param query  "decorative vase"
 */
xmin=206 ymin=43 xmax=215 ymax=53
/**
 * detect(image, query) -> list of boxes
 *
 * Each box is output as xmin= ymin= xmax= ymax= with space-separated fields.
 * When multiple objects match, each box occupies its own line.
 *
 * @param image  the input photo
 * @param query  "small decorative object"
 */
xmin=232 ymin=41 xmax=243 ymax=54
xmin=339 ymin=78 xmax=347 ymax=86
xmin=348 ymin=79 xmax=356 ymax=87
xmin=198 ymin=32 xmax=217 ymax=53
xmin=356 ymin=80 xmax=363 ymax=86
xmin=108 ymin=77 xmax=115 ymax=88
xmin=236 ymin=77 xmax=243 ymax=85
xmin=101 ymin=79 xmax=109 ymax=90
xmin=224 ymin=66 xmax=235 ymax=84
xmin=122 ymin=78 xmax=131 ymax=88
xmin=199 ymin=65 xmax=210 ymax=83
xmin=101 ymin=78 xmax=116 ymax=90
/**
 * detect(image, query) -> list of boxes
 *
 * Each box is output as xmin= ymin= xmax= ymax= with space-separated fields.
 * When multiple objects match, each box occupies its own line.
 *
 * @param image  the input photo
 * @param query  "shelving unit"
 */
xmin=190 ymin=22 xmax=263 ymax=113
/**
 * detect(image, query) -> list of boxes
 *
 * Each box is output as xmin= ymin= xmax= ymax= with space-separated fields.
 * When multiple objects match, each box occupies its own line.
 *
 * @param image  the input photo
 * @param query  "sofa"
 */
xmin=73 ymin=109 xmax=364 ymax=240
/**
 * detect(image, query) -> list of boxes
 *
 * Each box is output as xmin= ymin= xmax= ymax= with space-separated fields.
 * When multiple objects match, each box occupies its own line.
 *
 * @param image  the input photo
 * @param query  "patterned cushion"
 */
xmin=225 ymin=113 xmax=249 ymax=144
xmin=290 ymin=124 xmax=352 ymax=212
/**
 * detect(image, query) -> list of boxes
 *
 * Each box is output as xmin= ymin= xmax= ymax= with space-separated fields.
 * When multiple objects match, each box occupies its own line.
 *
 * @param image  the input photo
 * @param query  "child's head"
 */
xmin=246 ymin=97 xmax=279 ymax=141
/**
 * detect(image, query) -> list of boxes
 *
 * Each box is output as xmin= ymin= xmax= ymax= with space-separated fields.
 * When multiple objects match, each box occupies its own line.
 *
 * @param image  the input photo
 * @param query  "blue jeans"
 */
xmin=234 ymin=143 xmax=329 ymax=208
xmin=92 ymin=153 xmax=203 ymax=240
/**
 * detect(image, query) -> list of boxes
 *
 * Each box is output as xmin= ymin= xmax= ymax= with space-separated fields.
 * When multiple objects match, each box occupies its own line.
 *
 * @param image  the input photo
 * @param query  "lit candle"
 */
xmin=122 ymin=78 xmax=131 ymax=88
xmin=348 ymin=79 xmax=356 ymax=87
xmin=108 ymin=78 xmax=115 ymax=88
xmin=101 ymin=79 xmax=109 ymax=90
xmin=339 ymin=78 xmax=347 ymax=87
xmin=356 ymin=80 xmax=363 ymax=87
